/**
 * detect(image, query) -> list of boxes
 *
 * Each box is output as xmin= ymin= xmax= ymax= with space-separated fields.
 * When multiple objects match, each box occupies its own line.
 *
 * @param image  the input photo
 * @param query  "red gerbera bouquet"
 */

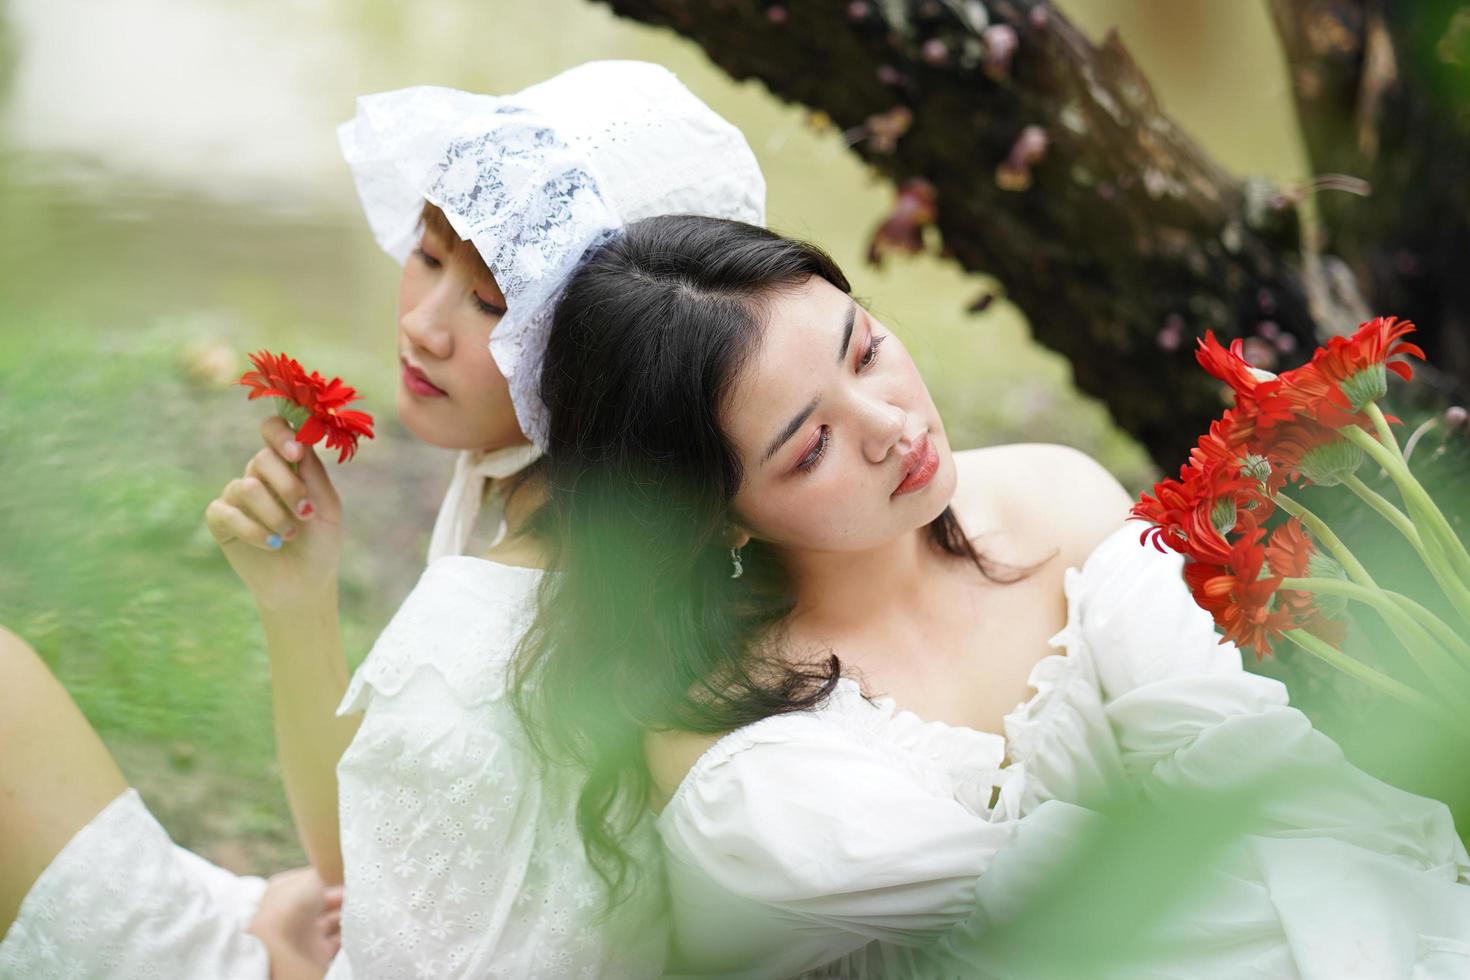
xmin=1132 ymin=317 xmax=1470 ymax=735
xmin=236 ymin=351 xmax=375 ymax=463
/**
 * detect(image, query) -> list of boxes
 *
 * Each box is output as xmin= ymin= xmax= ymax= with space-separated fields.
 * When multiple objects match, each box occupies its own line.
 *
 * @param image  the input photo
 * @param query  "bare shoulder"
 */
xmin=644 ymin=727 xmax=725 ymax=816
xmin=950 ymin=443 xmax=1134 ymax=569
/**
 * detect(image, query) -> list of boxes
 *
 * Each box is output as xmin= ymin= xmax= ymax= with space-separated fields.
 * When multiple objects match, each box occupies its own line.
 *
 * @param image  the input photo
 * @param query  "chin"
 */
xmin=395 ymin=388 xmax=455 ymax=449
xmin=919 ymin=450 xmax=960 ymax=524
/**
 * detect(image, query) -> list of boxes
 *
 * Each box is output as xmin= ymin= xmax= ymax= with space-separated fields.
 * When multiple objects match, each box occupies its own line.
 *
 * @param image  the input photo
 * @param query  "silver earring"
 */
xmin=730 ymin=546 xmax=744 ymax=580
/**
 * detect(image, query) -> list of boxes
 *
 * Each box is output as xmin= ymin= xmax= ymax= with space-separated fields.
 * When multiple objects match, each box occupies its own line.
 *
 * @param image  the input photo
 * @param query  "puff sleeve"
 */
xmin=1067 ymin=525 xmax=1469 ymax=879
xmin=657 ymin=718 xmax=1019 ymax=977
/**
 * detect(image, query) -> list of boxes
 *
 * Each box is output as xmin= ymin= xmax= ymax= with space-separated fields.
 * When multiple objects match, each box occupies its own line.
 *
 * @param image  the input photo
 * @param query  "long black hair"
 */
xmin=508 ymin=215 xmax=1022 ymax=917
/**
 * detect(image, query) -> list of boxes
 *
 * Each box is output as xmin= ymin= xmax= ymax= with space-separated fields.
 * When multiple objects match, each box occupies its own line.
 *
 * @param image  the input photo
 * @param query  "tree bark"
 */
xmin=593 ymin=0 xmax=1331 ymax=469
xmin=1267 ymin=0 xmax=1470 ymax=405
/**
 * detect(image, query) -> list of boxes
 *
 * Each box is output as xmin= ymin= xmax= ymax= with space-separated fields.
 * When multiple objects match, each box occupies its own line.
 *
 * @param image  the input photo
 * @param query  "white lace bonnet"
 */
xmin=337 ymin=61 xmax=766 ymax=560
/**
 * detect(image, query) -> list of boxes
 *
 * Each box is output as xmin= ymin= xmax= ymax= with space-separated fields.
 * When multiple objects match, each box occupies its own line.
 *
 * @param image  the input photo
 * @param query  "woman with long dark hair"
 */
xmin=512 ymin=214 xmax=1470 ymax=978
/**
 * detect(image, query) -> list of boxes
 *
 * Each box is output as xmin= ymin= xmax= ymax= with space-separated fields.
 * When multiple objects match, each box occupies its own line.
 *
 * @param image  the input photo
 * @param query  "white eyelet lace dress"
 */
xmin=323 ymin=556 xmax=668 ymax=979
xmin=0 ymin=792 xmax=271 ymax=979
xmin=655 ymin=521 xmax=1470 ymax=978
xmin=0 ymin=556 xmax=669 ymax=980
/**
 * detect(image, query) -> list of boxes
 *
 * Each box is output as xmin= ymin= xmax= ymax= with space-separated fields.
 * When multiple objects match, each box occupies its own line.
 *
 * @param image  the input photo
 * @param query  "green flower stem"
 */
xmin=1410 ymin=517 xmax=1470 ymax=623
xmin=1341 ymin=424 xmax=1470 ymax=619
xmin=1339 ymin=473 xmax=1470 ymax=661
xmin=1280 ymin=577 xmax=1470 ymax=693
xmin=1365 ymin=403 xmax=1470 ymax=579
xmin=1386 ymin=591 xmax=1470 ymax=665
xmin=1366 ymin=400 xmax=1403 ymax=458
xmin=1420 ymin=501 xmax=1470 ymax=592
xmin=1336 ymin=471 xmax=1468 ymax=616
xmin=1342 ymin=474 xmax=1422 ymax=552
xmin=1282 ymin=630 xmax=1470 ymax=740
xmin=1272 ymin=495 xmax=1470 ymax=678
xmin=1273 ymin=493 xmax=1376 ymax=589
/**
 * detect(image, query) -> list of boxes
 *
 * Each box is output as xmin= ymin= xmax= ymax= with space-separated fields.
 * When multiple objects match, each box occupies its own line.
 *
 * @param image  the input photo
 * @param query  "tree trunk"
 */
xmin=593 ymin=0 xmax=1331 ymax=470
xmin=1267 ymin=0 xmax=1470 ymax=405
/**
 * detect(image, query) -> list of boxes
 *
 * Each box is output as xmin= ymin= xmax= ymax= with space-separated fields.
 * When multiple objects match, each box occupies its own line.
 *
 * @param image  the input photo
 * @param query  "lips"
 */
xmin=892 ymin=432 xmax=939 ymax=497
xmin=401 ymin=359 xmax=448 ymax=398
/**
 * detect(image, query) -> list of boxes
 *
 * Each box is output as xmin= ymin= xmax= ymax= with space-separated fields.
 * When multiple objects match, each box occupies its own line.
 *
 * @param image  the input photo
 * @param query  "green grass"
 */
xmin=0 ymin=312 xmax=410 ymax=872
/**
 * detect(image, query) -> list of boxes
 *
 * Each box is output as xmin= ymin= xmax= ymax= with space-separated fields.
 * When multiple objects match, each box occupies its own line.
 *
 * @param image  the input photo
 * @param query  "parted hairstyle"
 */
xmin=507 ymin=214 xmax=1026 ymax=917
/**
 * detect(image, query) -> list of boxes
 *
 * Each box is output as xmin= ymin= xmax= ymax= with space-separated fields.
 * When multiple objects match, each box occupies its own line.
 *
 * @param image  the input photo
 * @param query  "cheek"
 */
xmin=743 ymin=470 xmax=887 ymax=550
xmin=465 ymin=349 xmax=527 ymax=442
xmin=888 ymin=341 xmax=928 ymax=396
xmin=396 ymin=266 xmax=424 ymax=319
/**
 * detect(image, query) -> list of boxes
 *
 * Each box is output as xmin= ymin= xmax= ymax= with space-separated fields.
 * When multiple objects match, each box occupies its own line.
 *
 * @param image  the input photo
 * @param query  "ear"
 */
xmin=726 ymin=526 xmax=752 ymax=550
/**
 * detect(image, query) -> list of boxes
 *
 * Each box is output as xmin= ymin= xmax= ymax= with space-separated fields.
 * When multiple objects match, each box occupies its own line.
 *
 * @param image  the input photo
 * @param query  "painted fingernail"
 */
xmin=267 ymin=534 xmax=282 ymax=550
xmin=285 ymin=440 xmax=303 ymax=461
xmin=297 ymin=500 xmax=315 ymax=519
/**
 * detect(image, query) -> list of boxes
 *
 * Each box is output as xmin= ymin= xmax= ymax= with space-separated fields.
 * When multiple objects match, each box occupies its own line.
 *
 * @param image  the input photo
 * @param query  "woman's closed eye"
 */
xmin=473 ymin=294 xmax=508 ymax=317
xmin=794 ymin=333 xmax=887 ymax=474
xmin=411 ymin=246 xmax=442 ymax=270
xmin=859 ymin=333 xmax=887 ymax=370
xmin=797 ymin=426 xmax=830 ymax=473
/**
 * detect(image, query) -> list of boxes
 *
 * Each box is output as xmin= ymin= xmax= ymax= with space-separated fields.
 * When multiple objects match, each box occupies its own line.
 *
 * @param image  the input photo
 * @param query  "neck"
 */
xmin=780 ymin=522 xmax=939 ymax=633
xmin=498 ymin=466 xmax=547 ymax=538
xmin=482 ymin=466 xmax=550 ymax=568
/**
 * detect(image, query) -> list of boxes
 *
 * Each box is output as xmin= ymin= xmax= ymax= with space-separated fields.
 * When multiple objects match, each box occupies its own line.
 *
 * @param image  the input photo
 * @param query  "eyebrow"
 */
xmin=761 ymin=395 xmax=820 ymax=466
xmin=836 ymin=300 xmax=857 ymax=364
xmin=759 ymin=299 xmax=859 ymax=466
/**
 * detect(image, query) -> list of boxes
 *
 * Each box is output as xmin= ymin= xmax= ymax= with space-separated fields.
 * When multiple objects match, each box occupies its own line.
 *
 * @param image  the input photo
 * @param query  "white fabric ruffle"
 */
xmin=330 ymin=557 xmax=667 ymax=979
xmin=0 ymin=788 xmax=270 ymax=980
xmin=657 ymin=521 xmax=1470 ymax=979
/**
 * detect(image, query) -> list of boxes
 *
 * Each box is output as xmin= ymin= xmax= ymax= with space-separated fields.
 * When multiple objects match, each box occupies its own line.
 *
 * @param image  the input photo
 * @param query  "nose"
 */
xmin=859 ymin=397 xmax=907 ymax=464
xmin=399 ymin=282 xmax=455 ymax=360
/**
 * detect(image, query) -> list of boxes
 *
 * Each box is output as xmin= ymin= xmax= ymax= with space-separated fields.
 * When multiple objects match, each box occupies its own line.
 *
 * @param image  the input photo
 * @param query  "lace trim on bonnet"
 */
xmin=337 ymin=63 xmax=766 ymax=560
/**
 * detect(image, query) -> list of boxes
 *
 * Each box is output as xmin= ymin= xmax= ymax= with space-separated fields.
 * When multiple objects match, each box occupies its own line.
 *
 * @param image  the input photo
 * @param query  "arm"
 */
xmin=206 ymin=417 xmax=357 ymax=884
xmin=259 ymin=590 xmax=361 ymax=885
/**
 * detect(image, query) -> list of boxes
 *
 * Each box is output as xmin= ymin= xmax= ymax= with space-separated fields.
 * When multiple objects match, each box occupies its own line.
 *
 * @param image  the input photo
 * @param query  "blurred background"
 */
xmin=0 ymin=0 xmax=1309 ymax=872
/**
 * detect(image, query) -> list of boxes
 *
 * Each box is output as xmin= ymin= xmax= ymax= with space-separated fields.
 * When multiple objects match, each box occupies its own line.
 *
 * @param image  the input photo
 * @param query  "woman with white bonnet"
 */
xmin=0 ymin=60 xmax=764 ymax=979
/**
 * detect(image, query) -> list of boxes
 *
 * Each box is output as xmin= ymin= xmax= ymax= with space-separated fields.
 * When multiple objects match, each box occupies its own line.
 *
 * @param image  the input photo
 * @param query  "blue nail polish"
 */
xmin=267 ymin=534 xmax=282 ymax=550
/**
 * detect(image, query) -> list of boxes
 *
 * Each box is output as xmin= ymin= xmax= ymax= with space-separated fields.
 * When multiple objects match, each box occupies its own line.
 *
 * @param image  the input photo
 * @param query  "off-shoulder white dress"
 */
xmin=656 ymin=521 xmax=1470 ymax=978
xmin=0 ymin=556 xmax=668 ymax=980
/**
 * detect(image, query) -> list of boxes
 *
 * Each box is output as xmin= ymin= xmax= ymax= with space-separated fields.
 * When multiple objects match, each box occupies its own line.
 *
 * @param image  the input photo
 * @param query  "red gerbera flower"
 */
xmin=238 ymin=350 xmax=317 ymax=406
xmin=237 ymin=350 xmax=375 ymax=463
xmin=1272 ymin=360 xmax=1367 ymax=431
xmin=1308 ymin=316 xmax=1424 ymax=412
xmin=1267 ymin=518 xmax=1329 ymax=615
xmin=1196 ymin=331 xmax=1269 ymax=396
xmin=1182 ymin=524 xmax=1292 ymax=657
xmin=1132 ymin=476 xmax=1197 ymax=554
xmin=1264 ymin=518 xmax=1349 ymax=648
xmin=1262 ymin=416 xmax=1363 ymax=487
xmin=1264 ymin=517 xmax=1317 ymax=579
xmin=1195 ymin=332 xmax=1295 ymax=445
xmin=1131 ymin=414 xmax=1274 ymax=559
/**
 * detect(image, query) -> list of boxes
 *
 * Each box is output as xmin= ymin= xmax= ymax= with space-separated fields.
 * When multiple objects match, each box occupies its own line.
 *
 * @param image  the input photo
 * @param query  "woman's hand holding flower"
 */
xmin=205 ymin=415 xmax=345 ymax=612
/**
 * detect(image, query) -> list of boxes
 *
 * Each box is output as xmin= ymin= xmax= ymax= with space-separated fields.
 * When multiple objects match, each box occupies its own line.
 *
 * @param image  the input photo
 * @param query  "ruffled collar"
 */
xmin=705 ymin=522 xmax=1150 ymax=821
xmin=337 ymin=556 xmax=545 ymax=716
